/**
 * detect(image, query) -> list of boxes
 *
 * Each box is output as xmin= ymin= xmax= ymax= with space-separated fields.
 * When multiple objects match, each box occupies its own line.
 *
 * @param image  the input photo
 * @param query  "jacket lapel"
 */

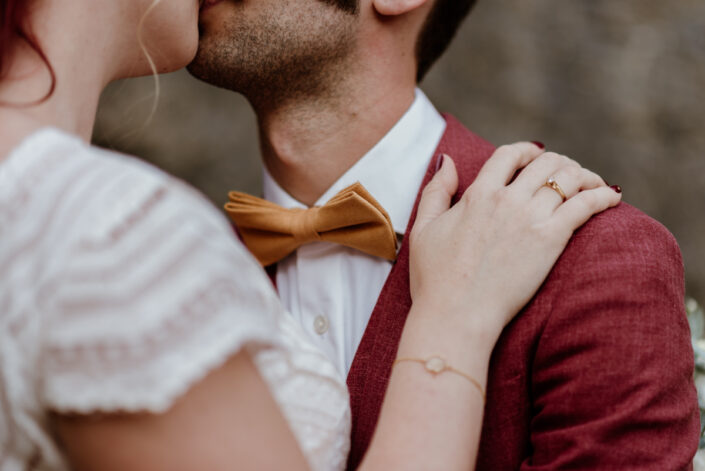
xmin=345 ymin=115 xmax=495 ymax=469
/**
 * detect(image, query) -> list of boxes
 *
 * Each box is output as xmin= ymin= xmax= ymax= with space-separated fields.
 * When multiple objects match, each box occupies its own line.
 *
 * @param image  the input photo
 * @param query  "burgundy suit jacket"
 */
xmin=345 ymin=115 xmax=700 ymax=470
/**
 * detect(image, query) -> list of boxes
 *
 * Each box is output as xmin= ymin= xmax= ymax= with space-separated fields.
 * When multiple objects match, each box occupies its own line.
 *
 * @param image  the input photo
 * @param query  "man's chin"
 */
xmin=186 ymin=30 xmax=221 ymax=81
xmin=185 ymin=51 xmax=211 ymax=83
xmin=185 ymin=47 xmax=239 ymax=93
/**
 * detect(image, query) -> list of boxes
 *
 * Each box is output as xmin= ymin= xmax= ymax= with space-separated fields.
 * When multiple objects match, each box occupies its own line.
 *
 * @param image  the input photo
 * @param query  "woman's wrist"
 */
xmin=399 ymin=300 xmax=505 ymax=384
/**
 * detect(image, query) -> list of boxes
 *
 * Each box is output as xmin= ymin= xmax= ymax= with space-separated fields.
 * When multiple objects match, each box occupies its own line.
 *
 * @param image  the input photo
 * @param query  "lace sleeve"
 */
xmin=39 ymin=161 xmax=284 ymax=414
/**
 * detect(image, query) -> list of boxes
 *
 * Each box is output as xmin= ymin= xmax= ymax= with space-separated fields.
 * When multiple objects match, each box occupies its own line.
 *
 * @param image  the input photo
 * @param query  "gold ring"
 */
xmin=544 ymin=177 xmax=567 ymax=202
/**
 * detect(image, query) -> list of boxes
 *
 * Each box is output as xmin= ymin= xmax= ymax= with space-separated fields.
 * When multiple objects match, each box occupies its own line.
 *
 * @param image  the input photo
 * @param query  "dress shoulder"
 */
xmin=33 ymin=132 xmax=285 ymax=414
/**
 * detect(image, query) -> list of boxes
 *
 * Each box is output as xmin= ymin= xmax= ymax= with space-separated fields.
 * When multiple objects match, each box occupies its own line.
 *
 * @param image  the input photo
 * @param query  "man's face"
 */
xmin=188 ymin=0 xmax=359 ymax=104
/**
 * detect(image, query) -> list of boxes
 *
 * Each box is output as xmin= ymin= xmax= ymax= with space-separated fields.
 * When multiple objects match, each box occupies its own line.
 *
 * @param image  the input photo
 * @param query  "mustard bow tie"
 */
xmin=224 ymin=183 xmax=398 ymax=267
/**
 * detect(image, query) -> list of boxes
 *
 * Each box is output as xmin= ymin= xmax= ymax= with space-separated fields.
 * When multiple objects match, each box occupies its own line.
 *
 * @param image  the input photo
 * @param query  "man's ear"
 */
xmin=373 ymin=0 xmax=431 ymax=17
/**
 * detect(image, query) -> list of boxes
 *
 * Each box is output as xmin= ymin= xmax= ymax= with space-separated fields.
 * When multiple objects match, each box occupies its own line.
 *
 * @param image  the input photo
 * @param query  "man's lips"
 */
xmin=200 ymin=0 xmax=224 ymax=12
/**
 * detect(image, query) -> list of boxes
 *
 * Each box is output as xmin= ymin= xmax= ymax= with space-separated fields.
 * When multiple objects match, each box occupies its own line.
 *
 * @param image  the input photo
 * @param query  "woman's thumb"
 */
xmin=413 ymin=154 xmax=459 ymax=234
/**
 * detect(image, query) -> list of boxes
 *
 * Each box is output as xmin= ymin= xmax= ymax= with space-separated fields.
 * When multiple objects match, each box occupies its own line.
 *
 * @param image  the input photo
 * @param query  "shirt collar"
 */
xmin=263 ymin=88 xmax=447 ymax=235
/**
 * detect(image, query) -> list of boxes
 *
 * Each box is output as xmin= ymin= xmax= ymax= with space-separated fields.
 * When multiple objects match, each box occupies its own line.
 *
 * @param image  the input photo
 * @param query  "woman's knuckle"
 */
xmin=565 ymin=165 xmax=583 ymax=179
xmin=495 ymin=144 xmax=515 ymax=155
xmin=581 ymin=191 xmax=600 ymax=210
xmin=583 ymin=170 xmax=600 ymax=185
xmin=588 ymin=170 xmax=605 ymax=184
xmin=553 ymin=157 xmax=570 ymax=171
xmin=495 ymin=145 xmax=521 ymax=162
xmin=539 ymin=152 xmax=560 ymax=166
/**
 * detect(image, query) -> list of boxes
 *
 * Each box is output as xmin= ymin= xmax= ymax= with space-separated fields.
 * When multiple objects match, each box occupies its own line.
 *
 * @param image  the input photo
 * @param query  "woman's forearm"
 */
xmin=358 ymin=300 xmax=502 ymax=471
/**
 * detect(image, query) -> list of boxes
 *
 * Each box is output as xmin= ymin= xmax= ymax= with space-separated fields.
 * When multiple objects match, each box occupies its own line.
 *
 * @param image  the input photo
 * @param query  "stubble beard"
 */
xmin=187 ymin=1 xmax=358 ymax=111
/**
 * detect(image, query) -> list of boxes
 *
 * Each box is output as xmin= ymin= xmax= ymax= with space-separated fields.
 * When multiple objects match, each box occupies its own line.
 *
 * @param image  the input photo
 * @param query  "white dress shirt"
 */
xmin=263 ymin=89 xmax=447 ymax=375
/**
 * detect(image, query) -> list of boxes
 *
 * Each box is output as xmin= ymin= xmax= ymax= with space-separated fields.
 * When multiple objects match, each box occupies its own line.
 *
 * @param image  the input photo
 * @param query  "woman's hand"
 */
xmin=370 ymin=143 xmax=620 ymax=471
xmin=409 ymin=142 xmax=621 ymax=340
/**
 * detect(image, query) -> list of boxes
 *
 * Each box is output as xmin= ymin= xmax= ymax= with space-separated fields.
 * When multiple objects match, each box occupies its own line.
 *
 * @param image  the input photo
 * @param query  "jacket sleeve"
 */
xmin=522 ymin=205 xmax=700 ymax=470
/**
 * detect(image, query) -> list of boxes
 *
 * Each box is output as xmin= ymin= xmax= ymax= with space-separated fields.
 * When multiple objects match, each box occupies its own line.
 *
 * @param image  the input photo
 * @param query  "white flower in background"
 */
xmin=687 ymin=296 xmax=705 ymax=469
xmin=695 ymin=449 xmax=705 ymax=471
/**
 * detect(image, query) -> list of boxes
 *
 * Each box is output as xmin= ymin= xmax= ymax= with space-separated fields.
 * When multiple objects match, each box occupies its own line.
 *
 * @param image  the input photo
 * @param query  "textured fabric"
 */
xmin=225 ymin=183 xmax=398 ymax=266
xmin=0 ymin=128 xmax=350 ymax=471
xmin=261 ymin=88 xmax=446 ymax=375
xmin=346 ymin=115 xmax=700 ymax=470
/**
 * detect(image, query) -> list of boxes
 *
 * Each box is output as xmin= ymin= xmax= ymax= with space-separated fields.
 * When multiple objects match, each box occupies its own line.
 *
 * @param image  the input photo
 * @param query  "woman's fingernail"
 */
xmin=434 ymin=154 xmax=446 ymax=173
xmin=610 ymin=185 xmax=622 ymax=194
xmin=532 ymin=141 xmax=546 ymax=150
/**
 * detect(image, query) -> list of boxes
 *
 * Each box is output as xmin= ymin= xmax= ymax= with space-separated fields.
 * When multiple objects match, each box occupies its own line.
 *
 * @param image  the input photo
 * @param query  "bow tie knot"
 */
xmin=290 ymin=207 xmax=323 ymax=244
xmin=225 ymin=183 xmax=398 ymax=266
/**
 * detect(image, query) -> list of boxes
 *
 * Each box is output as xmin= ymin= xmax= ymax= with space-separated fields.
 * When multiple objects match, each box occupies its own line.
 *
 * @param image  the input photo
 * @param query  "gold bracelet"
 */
xmin=393 ymin=356 xmax=486 ymax=402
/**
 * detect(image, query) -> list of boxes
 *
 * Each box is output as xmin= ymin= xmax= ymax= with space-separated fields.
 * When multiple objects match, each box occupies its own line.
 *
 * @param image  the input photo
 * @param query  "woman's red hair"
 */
xmin=1 ymin=0 xmax=55 ymax=102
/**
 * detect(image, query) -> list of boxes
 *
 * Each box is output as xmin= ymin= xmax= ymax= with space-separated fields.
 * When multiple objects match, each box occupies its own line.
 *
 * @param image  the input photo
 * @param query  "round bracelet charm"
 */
xmin=425 ymin=356 xmax=447 ymax=374
xmin=393 ymin=356 xmax=486 ymax=402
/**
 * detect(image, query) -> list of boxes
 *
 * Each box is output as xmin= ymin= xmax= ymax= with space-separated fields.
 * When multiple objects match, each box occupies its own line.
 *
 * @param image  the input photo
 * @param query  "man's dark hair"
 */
xmin=321 ymin=0 xmax=358 ymax=15
xmin=416 ymin=0 xmax=476 ymax=82
xmin=322 ymin=0 xmax=475 ymax=82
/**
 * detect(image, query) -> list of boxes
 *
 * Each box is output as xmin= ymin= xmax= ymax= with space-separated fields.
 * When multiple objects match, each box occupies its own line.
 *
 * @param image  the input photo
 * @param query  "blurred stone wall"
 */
xmin=93 ymin=0 xmax=705 ymax=301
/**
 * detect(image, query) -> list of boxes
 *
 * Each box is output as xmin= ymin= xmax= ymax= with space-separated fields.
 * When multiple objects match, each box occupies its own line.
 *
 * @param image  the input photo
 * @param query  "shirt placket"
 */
xmin=295 ymin=243 xmax=340 ymax=368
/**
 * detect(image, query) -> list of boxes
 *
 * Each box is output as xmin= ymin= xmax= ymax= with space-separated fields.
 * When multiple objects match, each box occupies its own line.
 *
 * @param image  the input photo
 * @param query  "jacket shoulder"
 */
xmin=527 ymin=205 xmax=696 ymax=469
xmin=559 ymin=201 xmax=683 ymax=282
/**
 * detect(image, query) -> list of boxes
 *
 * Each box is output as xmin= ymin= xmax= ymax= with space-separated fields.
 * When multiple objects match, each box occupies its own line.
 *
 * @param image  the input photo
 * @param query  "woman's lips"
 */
xmin=200 ymin=0 xmax=224 ymax=12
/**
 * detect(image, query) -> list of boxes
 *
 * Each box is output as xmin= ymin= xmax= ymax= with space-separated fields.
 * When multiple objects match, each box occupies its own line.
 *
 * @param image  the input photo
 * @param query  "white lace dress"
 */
xmin=0 ymin=128 xmax=351 ymax=471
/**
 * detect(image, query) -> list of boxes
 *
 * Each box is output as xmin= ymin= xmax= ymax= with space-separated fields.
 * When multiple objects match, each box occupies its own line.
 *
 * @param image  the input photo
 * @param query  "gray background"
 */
xmin=93 ymin=0 xmax=705 ymax=302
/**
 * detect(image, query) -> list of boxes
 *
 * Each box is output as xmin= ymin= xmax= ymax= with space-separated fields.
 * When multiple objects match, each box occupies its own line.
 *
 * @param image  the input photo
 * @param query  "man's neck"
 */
xmin=256 ymin=78 xmax=416 ymax=206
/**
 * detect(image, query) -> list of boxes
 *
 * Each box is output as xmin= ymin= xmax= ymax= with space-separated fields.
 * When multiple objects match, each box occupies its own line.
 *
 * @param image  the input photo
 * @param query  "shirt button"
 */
xmin=313 ymin=315 xmax=329 ymax=335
